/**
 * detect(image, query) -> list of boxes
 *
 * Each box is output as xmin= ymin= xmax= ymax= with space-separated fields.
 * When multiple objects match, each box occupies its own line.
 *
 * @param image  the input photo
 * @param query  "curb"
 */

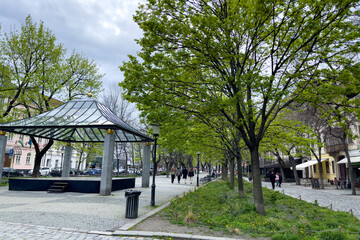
xmin=113 ymin=230 xmax=245 ymax=240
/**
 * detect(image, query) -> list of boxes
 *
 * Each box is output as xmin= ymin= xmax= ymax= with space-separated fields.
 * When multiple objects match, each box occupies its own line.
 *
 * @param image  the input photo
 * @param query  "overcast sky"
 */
xmin=0 ymin=0 xmax=144 ymax=92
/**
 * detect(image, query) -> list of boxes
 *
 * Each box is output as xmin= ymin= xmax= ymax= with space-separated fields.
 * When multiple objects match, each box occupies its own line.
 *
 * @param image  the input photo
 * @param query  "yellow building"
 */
xmin=311 ymin=154 xmax=336 ymax=182
xmin=297 ymin=154 xmax=336 ymax=184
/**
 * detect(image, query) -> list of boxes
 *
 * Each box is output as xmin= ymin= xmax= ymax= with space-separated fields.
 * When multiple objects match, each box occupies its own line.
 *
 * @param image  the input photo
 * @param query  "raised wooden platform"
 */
xmin=8 ymin=177 xmax=135 ymax=193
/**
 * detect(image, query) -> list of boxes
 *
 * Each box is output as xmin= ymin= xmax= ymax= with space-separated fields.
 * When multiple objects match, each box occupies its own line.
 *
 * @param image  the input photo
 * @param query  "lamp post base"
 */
xmin=150 ymin=184 xmax=156 ymax=206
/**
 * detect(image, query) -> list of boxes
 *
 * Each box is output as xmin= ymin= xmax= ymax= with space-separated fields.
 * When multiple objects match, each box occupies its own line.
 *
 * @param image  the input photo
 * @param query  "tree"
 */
xmin=0 ymin=15 xmax=103 ymax=177
xmin=120 ymin=0 xmax=360 ymax=214
xmin=101 ymin=82 xmax=140 ymax=173
xmin=303 ymin=63 xmax=360 ymax=195
xmin=261 ymin=109 xmax=318 ymax=185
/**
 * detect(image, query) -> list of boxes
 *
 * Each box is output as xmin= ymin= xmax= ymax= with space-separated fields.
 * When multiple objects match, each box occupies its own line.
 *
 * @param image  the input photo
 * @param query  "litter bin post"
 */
xmin=125 ymin=190 xmax=142 ymax=219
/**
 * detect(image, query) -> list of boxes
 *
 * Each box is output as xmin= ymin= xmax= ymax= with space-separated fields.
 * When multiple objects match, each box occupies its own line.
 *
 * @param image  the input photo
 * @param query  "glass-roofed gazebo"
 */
xmin=0 ymin=98 xmax=152 ymax=143
xmin=0 ymin=97 xmax=153 ymax=195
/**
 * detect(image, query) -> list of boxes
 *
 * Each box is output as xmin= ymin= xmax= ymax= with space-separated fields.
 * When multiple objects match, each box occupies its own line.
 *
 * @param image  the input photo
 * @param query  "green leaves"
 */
xmin=0 ymin=15 xmax=103 ymax=120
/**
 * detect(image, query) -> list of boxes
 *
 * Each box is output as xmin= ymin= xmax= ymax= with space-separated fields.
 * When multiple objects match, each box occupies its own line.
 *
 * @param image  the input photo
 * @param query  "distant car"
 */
xmin=113 ymin=168 xmax=126 ymax=173
xmin=128 ymin=168 xmax=141 ymax=175
xmin=50 ymin=168 xmax=62 ymax=177
xmin=70 ymin=168 xmax=85 ymax=175
xmin=40 ymin=167 xmax=51 ymax=176
xmin=2 ymin=168 xmax=24 ymax=177
xmin=86 ymin=168 xmax=101 ymax=175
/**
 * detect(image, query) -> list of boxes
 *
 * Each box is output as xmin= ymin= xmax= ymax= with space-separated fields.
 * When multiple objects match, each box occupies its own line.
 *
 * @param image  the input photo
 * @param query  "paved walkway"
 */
xmin=261 ymin=180 xmax=360 ymax=219
xmin=0 ymin=176 xmax=359 ymax=239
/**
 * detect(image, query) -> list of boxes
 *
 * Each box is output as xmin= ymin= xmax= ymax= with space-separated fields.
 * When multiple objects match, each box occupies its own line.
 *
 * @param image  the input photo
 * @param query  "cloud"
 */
xmin=0 ymin=0 xmax=144 ymax=86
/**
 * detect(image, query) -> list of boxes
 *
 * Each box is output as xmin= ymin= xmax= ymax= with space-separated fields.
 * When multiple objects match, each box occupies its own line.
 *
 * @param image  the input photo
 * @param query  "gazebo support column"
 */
xmin=100 ymin=129 xmax=115 ymax=196
xmin=142 ymin=143 xmax=151 ymax=188
xmin=0 ymin=131 xmax=7 ymax=178
xmin=62 ymin=143 xmax=73 ymax=178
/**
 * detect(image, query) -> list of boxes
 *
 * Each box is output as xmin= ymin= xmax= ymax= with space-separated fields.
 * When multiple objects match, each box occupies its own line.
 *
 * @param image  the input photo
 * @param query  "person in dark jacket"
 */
xmin=170 ymin=167 xmax=176 ymax=183
xmin=175 ymin=167 xmax=182 ymax=184
xmin=182 ymin=167 xmax=188 ymax=184
xmin=269 ymin=171 xmax=276 ymax=189
xmin=188 ymin=168 xmax=195 ymax=184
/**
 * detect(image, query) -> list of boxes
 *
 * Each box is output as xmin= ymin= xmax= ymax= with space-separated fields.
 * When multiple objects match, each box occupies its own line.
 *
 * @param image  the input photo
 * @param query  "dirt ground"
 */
xmin=132 ymin=212 xmax=269 ymax=240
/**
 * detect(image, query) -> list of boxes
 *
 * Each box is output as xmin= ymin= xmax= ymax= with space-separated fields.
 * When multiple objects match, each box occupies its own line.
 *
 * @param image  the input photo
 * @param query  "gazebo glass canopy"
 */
xmin=0 ymin=98 xmax=152 ymax=143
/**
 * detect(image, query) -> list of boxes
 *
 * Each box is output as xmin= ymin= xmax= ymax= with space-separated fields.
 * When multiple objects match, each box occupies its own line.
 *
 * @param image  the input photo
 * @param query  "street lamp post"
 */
xmin=150 ymin=124 xmax=160 ymax=206
xmin=197 ymin=151 xmax=200 ymax=187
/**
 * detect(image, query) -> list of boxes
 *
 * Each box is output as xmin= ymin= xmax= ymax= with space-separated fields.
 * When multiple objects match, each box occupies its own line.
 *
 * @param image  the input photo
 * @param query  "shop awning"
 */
xmin=336 ymin=156 xmax=360 ymax=164
xmin=296 ymin=158 xmax=329 ymax=170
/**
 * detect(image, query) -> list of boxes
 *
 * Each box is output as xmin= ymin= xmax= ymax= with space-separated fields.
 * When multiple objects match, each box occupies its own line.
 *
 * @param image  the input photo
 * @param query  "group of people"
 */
xmin=269 ymin=171 xmax=282 ymax=189
xmin=334 ymin=177 xmax=347 ymax=189
xmin=170 ymin=167 xmax=195 ymax=184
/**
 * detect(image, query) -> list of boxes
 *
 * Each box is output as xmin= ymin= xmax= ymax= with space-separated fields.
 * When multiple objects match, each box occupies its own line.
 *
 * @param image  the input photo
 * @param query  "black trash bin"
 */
xmin=125 ymin=189 xmax=142 ymax=219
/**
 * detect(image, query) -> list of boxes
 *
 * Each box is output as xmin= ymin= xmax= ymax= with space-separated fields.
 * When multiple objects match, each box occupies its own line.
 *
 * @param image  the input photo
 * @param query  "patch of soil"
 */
xmin=132 ymin=212 xmax=269 ymax=240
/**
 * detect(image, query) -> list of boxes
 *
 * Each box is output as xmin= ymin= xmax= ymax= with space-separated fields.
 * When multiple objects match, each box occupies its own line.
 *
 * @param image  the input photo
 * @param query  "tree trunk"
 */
xmin=250 ymin=145 xmax=265 ymax=215
xmin=76 ymin=150 xmax=83 ymax=176
xmin=124 ymin=145 xmax=128 ymax=174
xmin=229 ymin=156 xmax=235 ymax=189
xmin=317 ymin=147 xmax=325 ymax=189
xmin=289 ymin=155 xmax=300 ymax=185
xmin=276 ymin=156 xmax=286 ymax=182
xmin=342 ymin=136 xmax=356 ymax=195
xmin=236 ymin=152 xmax=244 ymax=198
xmin=31 ymin=136 xmax=54 ymax=178
xmin=115 ymin=143 xmax=119 ymax=174
xmin=222 ymin=159 xmax=228 ymax=180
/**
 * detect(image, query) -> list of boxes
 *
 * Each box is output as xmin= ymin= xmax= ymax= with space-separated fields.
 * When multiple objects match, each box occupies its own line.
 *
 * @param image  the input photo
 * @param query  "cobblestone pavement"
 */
xmin=0 ymin=221 xmax=158 ymax=240
xmin=261 ymin=181 xmax=360 ymax=219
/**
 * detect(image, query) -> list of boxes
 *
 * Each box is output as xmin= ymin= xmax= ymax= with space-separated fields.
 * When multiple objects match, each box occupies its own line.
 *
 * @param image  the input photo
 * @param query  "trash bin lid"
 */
xmin=125 ymin=189 xmax=142 ymax=197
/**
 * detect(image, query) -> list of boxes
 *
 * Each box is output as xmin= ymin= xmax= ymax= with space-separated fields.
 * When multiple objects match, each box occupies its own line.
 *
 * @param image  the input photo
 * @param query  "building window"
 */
xmin=326 ymin=162 xmax=330 ymax=173
xmin=26 ymin=153 xmax=31 ymax=165
xmin=332 ymin=161 xmax=335 ymax=173
xmin=55 ymin=160 xmax=59 ymax=168
xmin=314 ymin=164 xmax=317 ymax=173
xmin=15 ymin=155 xmax=21 ymax=164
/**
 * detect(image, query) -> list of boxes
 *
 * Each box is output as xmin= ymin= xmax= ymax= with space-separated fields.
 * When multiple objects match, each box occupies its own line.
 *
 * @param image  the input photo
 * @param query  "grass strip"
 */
xmin=163 ymin=180 xmax=360 ymax=240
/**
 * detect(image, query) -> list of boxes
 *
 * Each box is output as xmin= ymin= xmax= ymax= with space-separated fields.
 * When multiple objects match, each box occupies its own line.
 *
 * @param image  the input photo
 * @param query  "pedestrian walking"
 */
xmin=278 ymin=173 xmax=283 ymax=188
xmin=339 ymin=178 xmax=344 ymax=189
xmin=176 ymin=167 xmax=182 ymax=184
xmin=170 ymin=167 xmax=175 ymax=183
xmin=269 ymin=171 xmax=276 ymax=190
xmin=188 ymin=168 xmax=195 ymax=184
xmin=182 ymin=167 xmax=188 ymax=184
xmin=334 ymin=177 xmax=339 ymax=189
xmin=275 ymin=172 xmax=280 ymax=187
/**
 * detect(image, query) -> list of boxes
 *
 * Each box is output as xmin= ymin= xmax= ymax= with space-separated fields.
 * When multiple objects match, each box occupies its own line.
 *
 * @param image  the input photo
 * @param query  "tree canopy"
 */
xmin=0 ymin=15 xmax=103 ymax=177
xmin=120 ymin=0 xmax=360 ymax=214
